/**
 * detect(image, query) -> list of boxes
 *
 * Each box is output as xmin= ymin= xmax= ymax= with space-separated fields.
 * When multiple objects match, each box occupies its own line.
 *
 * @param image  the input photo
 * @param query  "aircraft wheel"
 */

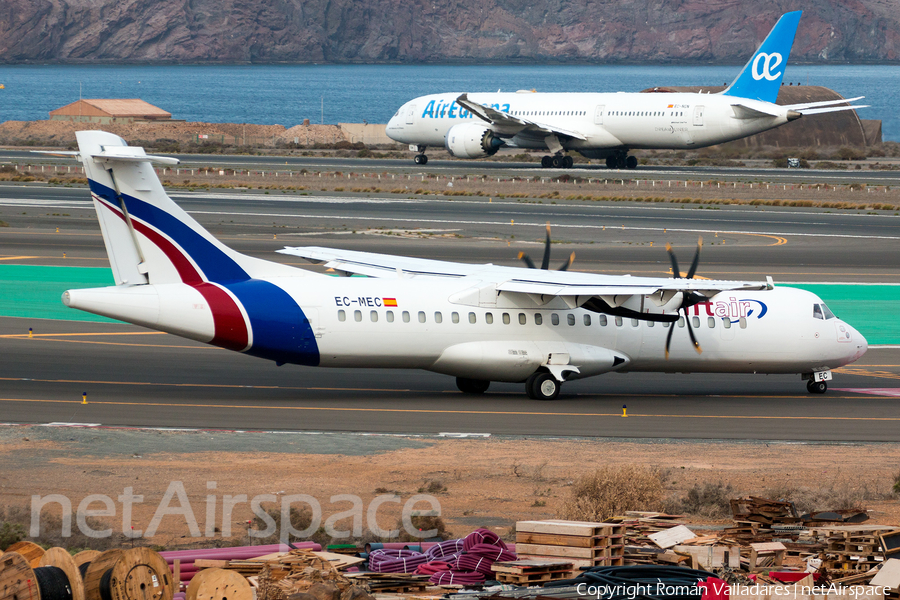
xmin=552 ymin=155 xmax=563 ymax=168
xmin=563 ymin=155 xmax=574 ymax=169
xmin=616 ymin=155 xmax=627 ymax=169
xmin=625 ymin=155 xmax=638 ymax=169
xmin=606 ymin=156 xmax=616 ymax=169
xmin=457 ymin=377 xmax=490 ymax=394
xmin=541 ymin=155 xmax=553 ymax=168
xmin=414 ymin=154 xmax=428 ymax=165
xmin=807 ymin=379 xmax=827 ymax=394
xmin=530 ymin=372 xmax=560 ymax=401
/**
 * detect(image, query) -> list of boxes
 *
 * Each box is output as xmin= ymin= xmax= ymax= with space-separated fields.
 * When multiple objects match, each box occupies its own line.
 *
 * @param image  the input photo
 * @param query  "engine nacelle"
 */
xmin=445 ymin=123 xmax=503 ymax=158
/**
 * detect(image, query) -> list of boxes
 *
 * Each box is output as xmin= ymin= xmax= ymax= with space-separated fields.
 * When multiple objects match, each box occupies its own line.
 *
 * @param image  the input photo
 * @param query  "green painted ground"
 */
xmin=1 ymin=266 xmax=897 ymax=343
xmin=0 ymin=265 xmax=119 ymax=323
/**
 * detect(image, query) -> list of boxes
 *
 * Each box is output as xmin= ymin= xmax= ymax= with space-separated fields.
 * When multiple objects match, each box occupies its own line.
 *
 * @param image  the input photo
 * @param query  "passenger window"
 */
xmin=722 ymin=318 xmax=731 ymax=329
xmin=813 ymin=304 xmax=824 ymax=320
xmin=338 ymin=310 xmax=346 ymax=322
xmin=418 ymin=311 xmax=426 ymax=323
xmin=567 ymin=314 xmax=576 ymax=326
xmin=615 ymin=316 xmax=623 ymax=327
xmin=502 ymin=313 xmax=511 ymax=325
xmin=598 ymin=315 xmax=607 ymax=326
xmin=708 ymin=316 xmax=716 ymax=328
xmin=551 ymin=313 xmax=560 ymax=326
xmin=663 ymin=321 xmax=671 ymax=328
xmin=677 ymin=316 xmax=685 ymax=328
xmin=402 ymin=311 xmax=410 ymax=323
xmin=739 ymin=317 xmax=747 ymax=329
xmin=631 ymin=318 xmax=639 ymax=327
xmin=535 ymin=313 xmax=543 ymax=325
xmin=468 ymin=312 xmax=476 ymax=324
xmin=386 ymin=311 xmax=394 ymax=323
xmin=354 ymin=310 xmax=362 ymax=322
xmin=370 ymin=310 xmax=378 ymax=322
xmin=486 ymin=312 xmax=494 ymax=324
xmin=452 ymin=312 xmax=460 ymax=323
xmin=691 ymin=316 xmax=700 ymax=328
xmin=519 ymin=313 xmax=527 ymax=325
xmin=583 ymin=314 xmax=591 ymax=326
xmin=821 ymin=304 xmax=836 ymax=320
xmin=434 ymin=312 xmax=442 ymax=323
xmin=647 ymin=320 xmax=654 ymax=328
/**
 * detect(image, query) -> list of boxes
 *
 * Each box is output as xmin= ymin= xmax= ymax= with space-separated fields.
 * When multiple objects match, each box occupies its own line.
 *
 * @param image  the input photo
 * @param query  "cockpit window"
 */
xmin=821 ymin=304 xmax=836 ymax=320
xmin=813 ymin=304 xmax=824 ymax=320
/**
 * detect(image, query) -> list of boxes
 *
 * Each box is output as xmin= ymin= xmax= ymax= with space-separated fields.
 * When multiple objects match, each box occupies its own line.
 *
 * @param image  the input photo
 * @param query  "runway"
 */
xmin=4 ymin=149 xmax=900 ymax=185
xmin=1 ymin=180 xmax=899 ymax=441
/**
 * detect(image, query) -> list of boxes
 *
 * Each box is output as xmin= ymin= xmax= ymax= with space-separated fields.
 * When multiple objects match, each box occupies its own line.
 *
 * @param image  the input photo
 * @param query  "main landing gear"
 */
xmin=456 ymin=377 xmax=490 ymax=394
xmin=605 ymin=153 xmax=638 ymax=170
xmin=525 ymin=372 xmax=561 ymax=400
xmin=540 ymin=154 xmax=574 ymax=169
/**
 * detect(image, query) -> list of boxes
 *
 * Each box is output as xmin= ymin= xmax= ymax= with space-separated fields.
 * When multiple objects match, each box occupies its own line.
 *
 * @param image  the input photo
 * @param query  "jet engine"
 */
xmin=444 ymin=123 xmax=503 ymax=158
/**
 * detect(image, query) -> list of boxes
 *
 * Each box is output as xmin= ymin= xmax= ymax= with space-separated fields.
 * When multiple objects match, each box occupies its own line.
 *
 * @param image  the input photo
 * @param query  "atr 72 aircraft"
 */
xmin=385 ymin=11 xmax=866 ymax=169
xmin=57 ymin=131 xmax=867 ymax=399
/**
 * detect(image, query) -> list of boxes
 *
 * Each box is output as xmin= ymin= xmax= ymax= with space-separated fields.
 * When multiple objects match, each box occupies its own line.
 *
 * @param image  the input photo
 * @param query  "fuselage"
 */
xmin=65 ymin=271 xmax=867 ymax=383
xmin=386 ymin=91 xmax=792 ymax=155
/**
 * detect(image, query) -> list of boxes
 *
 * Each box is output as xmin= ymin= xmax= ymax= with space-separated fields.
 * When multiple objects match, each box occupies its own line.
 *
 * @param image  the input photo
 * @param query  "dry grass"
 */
xmin=668 ymin=481 xmax=735 ymax=518
xmin=558 ymin=465 xmax=664 ymax=522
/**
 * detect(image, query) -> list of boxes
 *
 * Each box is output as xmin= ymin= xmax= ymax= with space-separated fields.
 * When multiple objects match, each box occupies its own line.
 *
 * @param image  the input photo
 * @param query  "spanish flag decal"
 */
xmin=383 ymin=298 xmax=398 ymax=307
xmin=667 ymin=104 xmax=674 ymax=108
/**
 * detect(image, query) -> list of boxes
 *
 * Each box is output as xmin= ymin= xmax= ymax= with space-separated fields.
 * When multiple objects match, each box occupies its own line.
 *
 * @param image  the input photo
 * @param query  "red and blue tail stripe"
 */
xmin=89 ymin=179 xmax=319 ymax=366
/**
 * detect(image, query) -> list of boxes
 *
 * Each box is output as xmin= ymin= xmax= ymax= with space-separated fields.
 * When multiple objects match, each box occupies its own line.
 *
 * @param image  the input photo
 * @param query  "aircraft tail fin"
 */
xmin=722 ymin=11 xmax=802 ymax=104
xmin=75 ymin=131 xmax=295 ymax=286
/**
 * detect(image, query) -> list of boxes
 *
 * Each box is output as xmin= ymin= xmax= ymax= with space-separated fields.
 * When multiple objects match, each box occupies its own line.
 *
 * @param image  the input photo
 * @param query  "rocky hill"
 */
xmin=1 ymin=0 xmax=898 ymax=64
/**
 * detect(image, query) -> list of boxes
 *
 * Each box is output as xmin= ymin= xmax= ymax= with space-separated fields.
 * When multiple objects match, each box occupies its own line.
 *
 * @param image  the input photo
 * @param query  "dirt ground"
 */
xmin=2 ymin=426 xmax=899 ymax=549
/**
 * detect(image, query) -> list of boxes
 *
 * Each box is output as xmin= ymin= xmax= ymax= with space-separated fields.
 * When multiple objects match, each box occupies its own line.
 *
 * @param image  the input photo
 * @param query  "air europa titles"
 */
xmin=421 ymin=100 xmax=511 ymax=119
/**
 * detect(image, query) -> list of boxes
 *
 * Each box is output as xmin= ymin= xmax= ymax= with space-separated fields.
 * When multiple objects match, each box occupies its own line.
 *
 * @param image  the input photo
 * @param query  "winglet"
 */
xmin=722 ymin=11 xmax=802 ymax=103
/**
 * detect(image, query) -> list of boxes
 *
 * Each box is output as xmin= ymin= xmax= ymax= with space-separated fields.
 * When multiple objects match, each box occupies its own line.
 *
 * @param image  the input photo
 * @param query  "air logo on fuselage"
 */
xmin=420 ymin=99 xmax=511 ymax=119
xmin=688 ymin=297 xmax=768 ymax=323
xmin=751 ymin=52 xmax=783 ymax=81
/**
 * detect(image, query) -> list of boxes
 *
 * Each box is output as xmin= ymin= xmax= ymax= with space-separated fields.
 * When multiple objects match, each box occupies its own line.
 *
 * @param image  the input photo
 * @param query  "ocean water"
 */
xmin=0 ymin=64 xmax=896 ymax=141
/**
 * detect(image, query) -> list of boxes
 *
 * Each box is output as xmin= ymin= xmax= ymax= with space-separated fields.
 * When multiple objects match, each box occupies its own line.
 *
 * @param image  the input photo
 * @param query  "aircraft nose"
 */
xmin=847 ymin=324 xmax=868 ymax=364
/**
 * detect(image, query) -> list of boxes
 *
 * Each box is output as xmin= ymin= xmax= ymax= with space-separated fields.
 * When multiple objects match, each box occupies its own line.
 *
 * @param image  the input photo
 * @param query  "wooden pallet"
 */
xmin=492 ymin=560 xmax=574 ymax=584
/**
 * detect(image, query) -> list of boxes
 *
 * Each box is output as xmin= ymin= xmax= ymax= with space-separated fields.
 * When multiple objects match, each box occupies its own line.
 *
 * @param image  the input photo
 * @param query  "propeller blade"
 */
xmin=666 ymin=242 xmax=681 ymax=279
xmin=541 ymin=224 xmax=552 ymax=270
xmin=665 ymin=319 xmax=676 ymax=360
xmin=517 ymin=251 xmax=537 ymax=270
xmin=558 ymin=251 xmax=575 ymax=271
xmin=684 ymin=310 xmax=703 ymax=354
xmin=686 ymin=236 xmax=703 ymax=279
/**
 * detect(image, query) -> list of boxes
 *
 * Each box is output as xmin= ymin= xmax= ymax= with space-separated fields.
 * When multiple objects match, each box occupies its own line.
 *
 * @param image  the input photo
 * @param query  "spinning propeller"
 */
xmin=518 ymin=224 xmax=575 ymax=271
xmin=664 ymin=237 xmax=705 ymax=360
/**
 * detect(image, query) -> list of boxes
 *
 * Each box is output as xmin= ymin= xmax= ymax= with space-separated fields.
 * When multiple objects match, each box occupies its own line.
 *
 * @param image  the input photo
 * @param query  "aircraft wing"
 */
xmin=279 ymin=246 xmax=773 ymax=310
xmin=278 ymin=246 xmax=487 ymax=278
xmin=456 ymin=94 xmax=587 ymax=141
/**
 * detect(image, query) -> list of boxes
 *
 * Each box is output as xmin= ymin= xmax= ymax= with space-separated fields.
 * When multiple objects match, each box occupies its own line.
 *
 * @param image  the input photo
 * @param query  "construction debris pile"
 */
xmin=3 ymin=498 xmax=900 ymax=600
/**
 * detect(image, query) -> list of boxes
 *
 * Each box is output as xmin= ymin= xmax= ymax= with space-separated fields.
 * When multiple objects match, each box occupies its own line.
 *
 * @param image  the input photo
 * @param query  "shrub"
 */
xmin=558 ymin=465 xmax=663 ymax=522
xmin=673 ymin=482 xmax=735 ymax=518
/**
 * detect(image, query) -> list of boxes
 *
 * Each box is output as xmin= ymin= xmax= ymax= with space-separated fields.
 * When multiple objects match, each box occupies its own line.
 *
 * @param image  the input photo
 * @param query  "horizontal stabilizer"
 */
xmin=797 ymin=105 xmax=869 ymax=116
xmin=782 ymin=96 xmax=865 ymax=110
xmin=731 ymin=104 xmax=780 ymax=119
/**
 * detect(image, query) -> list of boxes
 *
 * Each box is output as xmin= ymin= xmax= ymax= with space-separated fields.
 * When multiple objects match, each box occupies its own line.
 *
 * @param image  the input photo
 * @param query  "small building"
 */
xmin=49 ymin=99 xmax=172 ymax=124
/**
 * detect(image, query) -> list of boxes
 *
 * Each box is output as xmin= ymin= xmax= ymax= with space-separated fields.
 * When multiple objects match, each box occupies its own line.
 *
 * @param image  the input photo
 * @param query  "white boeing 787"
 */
xmin=386 ymin=11 xmax=866 ymax=169
xmin=51 ymin=130 xmax=867 ymax=400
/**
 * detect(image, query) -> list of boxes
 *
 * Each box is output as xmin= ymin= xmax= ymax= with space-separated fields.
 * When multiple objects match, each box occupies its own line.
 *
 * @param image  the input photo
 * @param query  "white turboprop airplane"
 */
xmin=56 ymin=131 xmax=867 ymax=399
xmin=386 ymin=11 xmax=866 ymax=169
